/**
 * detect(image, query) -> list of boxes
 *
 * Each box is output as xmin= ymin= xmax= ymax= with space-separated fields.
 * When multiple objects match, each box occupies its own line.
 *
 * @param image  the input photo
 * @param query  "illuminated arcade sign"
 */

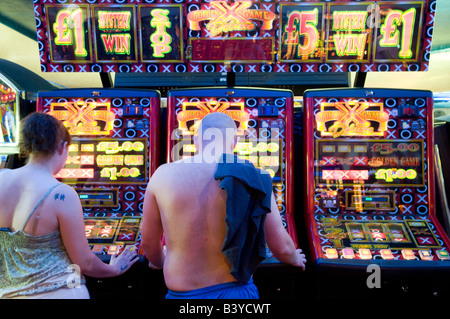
xmin=0 ymin=81 xmax=19 ymax=150
xmin=93 ymin=6 xmax=137 ymax=62
xmin=180 ymin=139 xmax=283 ymax=180
xmin=316 ymin=139 xmax=424 ymax=187
xmin=56 ymin=138 xmax=148 ymax=184
xmin=316 ymin=100 xmax=389 ymax=138
xmin=0 ymin=84 xmax=16 ymax=103
xmin=236 ymin=142 xmax=282 ymax=180
xmin=186 ymin=1 xmax=276 ymax=36
xmin=177 ymin=100 xmax=250 ymax=135
xmin=171 ymin=94 xmax=283 ymax=181
xmin=34 ymin=0 xmax=435 ymax=73
xmin=49 ymin=100 xmax=115 ymax=135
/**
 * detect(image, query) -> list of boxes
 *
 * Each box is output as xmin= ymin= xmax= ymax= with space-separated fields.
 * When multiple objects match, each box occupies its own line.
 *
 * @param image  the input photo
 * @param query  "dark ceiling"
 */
xmin=0 ymin=0 xmax=37 ymax=41
xmin=1 ymin=0 xmax=449 ymax=51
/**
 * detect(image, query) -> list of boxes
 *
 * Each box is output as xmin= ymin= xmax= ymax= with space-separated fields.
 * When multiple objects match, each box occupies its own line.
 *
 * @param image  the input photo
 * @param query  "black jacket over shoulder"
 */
xmin=214 ymin=153 xmax=273 ymax=284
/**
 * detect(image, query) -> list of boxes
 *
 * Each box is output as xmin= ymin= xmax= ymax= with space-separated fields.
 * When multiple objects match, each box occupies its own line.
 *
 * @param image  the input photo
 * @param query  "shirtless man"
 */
xmin=141 ymin=112 xmax=306 ymax=299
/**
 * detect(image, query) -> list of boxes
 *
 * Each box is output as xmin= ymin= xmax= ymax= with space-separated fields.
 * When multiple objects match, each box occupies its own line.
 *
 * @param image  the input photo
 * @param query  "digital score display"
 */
xmin=171 ymin=98 xmax=284 ymax=183
xmin=178 ymin=139 xmax=283 ymax=183
xmin=304 ymin=88 xmax=450 ymax=264
xmin=37 ymin=91 xmax=160 ymax=177
xmin=77 ymin=189 xmax=118 ymax=207
xmin=34 ymin=0 xmax=436 ymax=73
xmin=56 ymin=138 xmax=148 ymax=184
xmin=317 ymin=139 xmax=424 ymax=187
xmin=189 ymin=38 xmax=274 ymax=63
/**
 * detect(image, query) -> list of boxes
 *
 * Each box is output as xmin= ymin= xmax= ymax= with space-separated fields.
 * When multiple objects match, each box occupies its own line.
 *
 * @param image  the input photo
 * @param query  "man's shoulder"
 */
xmin=154 ymin=160 xmax=184 ymax=172
xmin=150 ymin=161 xmax=183 ymax=181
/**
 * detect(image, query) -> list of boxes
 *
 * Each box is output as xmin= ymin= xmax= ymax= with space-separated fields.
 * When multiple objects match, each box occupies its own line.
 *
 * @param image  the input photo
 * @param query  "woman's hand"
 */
xmin=109 ymin=246 xmax=139 ymax=275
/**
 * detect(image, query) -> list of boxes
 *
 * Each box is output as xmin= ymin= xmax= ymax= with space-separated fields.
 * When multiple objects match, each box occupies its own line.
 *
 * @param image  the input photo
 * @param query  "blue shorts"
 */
xmin=165 ymin=279 xmax=259 ymax=299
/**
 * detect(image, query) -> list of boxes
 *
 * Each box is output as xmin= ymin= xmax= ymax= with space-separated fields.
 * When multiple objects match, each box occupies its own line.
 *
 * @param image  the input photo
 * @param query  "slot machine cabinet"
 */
xmin=37 ymin=88 xmax=164 ymax=299
xmin=167 ymin=87 xmax=302 ymax=298
xmin=304 ymin=88 xmax=450 ymax=299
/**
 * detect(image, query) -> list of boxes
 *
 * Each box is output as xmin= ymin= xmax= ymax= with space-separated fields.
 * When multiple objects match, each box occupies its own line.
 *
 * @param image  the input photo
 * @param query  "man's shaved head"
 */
xmin=197 ymin=112 xmax=237 ymax=137
xmin=194 ymin=112 xmax=238 ymax=157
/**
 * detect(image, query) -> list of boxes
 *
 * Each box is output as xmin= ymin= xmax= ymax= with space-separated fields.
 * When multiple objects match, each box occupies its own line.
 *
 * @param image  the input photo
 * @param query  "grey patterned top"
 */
xmin=0 ymin=183 xmax=85 ymax=298
xmin=0 ymin=228 xmax=84 ymax=297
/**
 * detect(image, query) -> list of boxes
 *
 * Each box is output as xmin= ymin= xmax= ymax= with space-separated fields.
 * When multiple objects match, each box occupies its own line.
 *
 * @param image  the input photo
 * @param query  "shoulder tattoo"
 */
xmin=54 ymin=193 xmax=66 ymax=201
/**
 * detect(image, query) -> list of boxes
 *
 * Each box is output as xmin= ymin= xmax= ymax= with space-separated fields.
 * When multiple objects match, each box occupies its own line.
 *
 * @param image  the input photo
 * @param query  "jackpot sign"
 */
xmin=177 ymin=100 xmax=250 ymax=135
xmin=34 ymin=0 xmax=436 ymax=73
xmin=316 ymin=101 xmax=389 ymax=138
xmin=49 ymin=100 xmax=115 ymax=135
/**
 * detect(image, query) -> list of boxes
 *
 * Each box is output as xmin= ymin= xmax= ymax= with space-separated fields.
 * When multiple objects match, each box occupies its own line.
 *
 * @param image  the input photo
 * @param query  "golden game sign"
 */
xmin=49 ymin=100 xmax=115 ymax=135
xmin=177 ymin=100 xmax=249 ymax=135
xmin=316 ymin=101 xmax=389 ymax=138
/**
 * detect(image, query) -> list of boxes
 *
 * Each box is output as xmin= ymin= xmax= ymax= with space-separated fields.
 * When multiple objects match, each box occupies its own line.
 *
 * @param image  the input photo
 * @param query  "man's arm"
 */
xmin=264 ymin=193 xmax=306 ymax=270
xmin=141 ymin=172 xmax=165 ymax=269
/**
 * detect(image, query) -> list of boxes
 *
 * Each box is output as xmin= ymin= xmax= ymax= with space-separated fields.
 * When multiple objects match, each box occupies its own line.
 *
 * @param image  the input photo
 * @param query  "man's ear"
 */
xmin=230 ymin=135 xmax=238 ymax=152
xmin=193 ymin=133 xmax=200 ymax=151
xmin=58 ymin=141 xmax=68 ymax=155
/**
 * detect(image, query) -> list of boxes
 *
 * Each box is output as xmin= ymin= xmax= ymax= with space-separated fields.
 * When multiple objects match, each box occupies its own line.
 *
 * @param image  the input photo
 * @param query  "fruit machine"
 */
xmin=433 ymin=93 xmax=450 ymax=237
xmin=36 ymin=88 xmax=165 ymax=298
xmin=303 ymin=88 xmax=450 ymax=299
xmin=37 ymin=88 xmax=160 ymax=259
xmin=167 ymin=87 xmax=302 ymax=298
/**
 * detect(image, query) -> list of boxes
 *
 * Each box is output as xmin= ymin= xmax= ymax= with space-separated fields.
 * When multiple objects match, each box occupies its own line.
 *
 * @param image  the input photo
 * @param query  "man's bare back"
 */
xmin=141 ymin=112 xmax=306 ymax=295
xmin=142 ymin=156 xmax=237 ymax=291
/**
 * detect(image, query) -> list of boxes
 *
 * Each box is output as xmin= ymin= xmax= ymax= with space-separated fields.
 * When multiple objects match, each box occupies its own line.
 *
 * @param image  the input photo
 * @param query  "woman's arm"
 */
xmin=57 ymin=185 xmax=138 ymax=277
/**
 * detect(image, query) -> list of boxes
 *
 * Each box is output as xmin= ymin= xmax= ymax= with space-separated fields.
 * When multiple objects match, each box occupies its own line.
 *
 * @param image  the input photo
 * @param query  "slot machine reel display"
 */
xmin=167 ymin=87 xmax=298 ymax=263
xmin=304 ymin=88 xmax=450 ymax=296
xmin=37 ymin=89 xmax=160 ymax=260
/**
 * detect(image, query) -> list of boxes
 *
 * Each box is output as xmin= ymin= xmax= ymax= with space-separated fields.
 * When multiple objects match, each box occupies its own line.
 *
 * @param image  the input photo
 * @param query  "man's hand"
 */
xmin=292 ymin=249 xmax=307 ymax=271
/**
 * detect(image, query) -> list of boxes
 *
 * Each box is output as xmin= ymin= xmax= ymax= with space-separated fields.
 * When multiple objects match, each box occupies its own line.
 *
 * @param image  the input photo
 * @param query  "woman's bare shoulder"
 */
xmin=53 ymin=183 xmax=79 ymax=200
